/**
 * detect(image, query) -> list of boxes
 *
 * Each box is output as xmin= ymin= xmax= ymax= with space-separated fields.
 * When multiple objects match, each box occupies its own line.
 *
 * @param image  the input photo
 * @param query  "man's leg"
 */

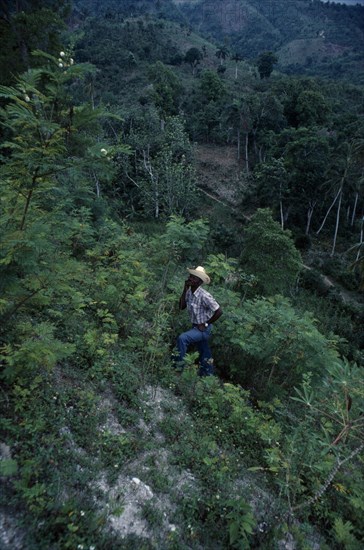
xmin=175 ymin=326 xmax=210 ymax=370
xmin=196 ymin=327 xmax=214 ymax=376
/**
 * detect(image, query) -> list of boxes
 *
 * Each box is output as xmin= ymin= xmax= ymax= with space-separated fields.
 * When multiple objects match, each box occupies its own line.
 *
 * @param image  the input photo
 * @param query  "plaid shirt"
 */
xmin=186 ymin=287 xmax=220 ymax=325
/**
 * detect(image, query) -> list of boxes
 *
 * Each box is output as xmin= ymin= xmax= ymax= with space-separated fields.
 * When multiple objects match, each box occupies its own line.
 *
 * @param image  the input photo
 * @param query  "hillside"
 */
xmin=72 ymin=0 xmax=364 ymax=82
xmin=176 ymin=0 xmax=364 ymax=82
xmin=1 ymin=2 xmax=364 ymax=550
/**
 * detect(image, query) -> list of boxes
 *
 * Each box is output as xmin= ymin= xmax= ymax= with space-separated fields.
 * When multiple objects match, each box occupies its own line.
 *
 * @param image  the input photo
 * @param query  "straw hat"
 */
xmin=187 ymin=266 xmax=210 ymax=284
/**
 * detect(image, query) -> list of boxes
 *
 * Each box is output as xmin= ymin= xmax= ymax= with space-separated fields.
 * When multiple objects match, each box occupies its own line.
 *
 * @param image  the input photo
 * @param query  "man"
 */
xmin=176 ymin=266 xmax=223 ymax=376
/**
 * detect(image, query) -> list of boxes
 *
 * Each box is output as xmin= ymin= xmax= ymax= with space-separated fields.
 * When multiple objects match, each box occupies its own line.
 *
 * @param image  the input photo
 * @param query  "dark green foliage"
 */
xmin=0 ymin=1 xmax=70 ymax=85
xmin=214 ymin=292 xmax=340 ymax=397
xmin=170 ymin=0 xmax=364 ymax=82
xmin=118 ymin=114 xmax=199 ymax=219
xmin=240 ymin=209 xmax=302 ymax=296
xmin=74 ymin=16 xmax=186 ymax=104
xmin=147 ymin=61 xmax=183 ymax=118
xmin=257 ymin=51 xmax=278 ymax=79
xmin=199 ymin=70 xmax=226 ymax=102
xmin=184 ymin=47 xmax=203 ymax=70
xmin=1 ymin=4 xmax=364 ymax=550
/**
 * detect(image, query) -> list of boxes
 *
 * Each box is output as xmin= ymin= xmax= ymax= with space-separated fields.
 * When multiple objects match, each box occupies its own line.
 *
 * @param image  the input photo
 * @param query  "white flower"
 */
xmin=89 ymin=547 xmax=95 ymax=550
xmin=169 ymin=524 xmax=176 ymax=532
xmin=59 ymin=63 xmax=64 ymax=68
xmin=24 ymin=95 xmax=30 ymax=102
xmin=100 ymin=148 xmax=108 ymax=155
xmin=60 ymin=51 xmax=65 ymax=57
xmin=80 ymin=510 xmax=85 ymax=516
xmin=70 ymin=58 xmax=74 ymax=65
xmin=132 ymin=477 xmax=141 ymax=485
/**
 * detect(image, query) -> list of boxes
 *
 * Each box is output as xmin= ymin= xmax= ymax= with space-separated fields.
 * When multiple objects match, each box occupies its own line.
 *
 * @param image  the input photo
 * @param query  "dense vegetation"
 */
xmin=1 ymin=1 xmax=363 ymax=549
xmin=72 ymin=0 xmax=364 ymax=83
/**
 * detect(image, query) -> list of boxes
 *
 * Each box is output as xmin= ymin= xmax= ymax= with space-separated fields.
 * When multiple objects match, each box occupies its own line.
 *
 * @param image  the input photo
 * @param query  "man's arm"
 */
xmin=197 ymin=307 xmax=223 ymax=331
xmin=208 ymin=307 xmax=223 ymax=324
xmin=179 ymin=281 xmax=190 ymax=310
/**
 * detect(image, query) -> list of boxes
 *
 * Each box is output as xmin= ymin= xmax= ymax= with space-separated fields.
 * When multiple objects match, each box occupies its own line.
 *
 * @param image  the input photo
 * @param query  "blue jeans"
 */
xmin=175 ymin=325 xmax=214 ymax=376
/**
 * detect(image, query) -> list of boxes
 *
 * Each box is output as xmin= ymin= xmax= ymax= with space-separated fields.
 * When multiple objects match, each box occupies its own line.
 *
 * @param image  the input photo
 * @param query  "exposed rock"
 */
xmin=0 ymin=513 xmax=25 ymax=550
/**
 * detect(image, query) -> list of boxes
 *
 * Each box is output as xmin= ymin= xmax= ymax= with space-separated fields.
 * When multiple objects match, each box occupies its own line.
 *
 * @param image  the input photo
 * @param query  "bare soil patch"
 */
xmin=195 ymin=144 xmax=244 ymax=207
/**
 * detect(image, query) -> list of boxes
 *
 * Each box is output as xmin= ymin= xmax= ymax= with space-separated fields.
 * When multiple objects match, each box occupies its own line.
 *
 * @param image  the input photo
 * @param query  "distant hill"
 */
xmin=73 ymin=0 xmax=364 ymax=82
xmin=172 ymin=0 xmax=364 ymax=82
xmin=330 ymin=0 xmax=364 ymax=4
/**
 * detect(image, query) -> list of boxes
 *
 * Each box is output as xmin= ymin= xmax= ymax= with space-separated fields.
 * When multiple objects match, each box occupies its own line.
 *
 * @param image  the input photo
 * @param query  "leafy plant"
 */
xmin=226 ymin=498 xmax=256 ymax=549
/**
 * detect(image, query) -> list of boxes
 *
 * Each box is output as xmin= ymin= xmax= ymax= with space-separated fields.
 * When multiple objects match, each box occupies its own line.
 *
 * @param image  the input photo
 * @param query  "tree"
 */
xmin=295 ymin=89 xmax=331 ymax=127
xmin=0 ymin=52 xmax=122 ymax=354
xmin=253 ymin=159 xmax=289 ymax=228
xmin=257 ymin=51 xmax=278 ymax=79
xmin=123 ymin=116 xmax=198 ymax=219
xmin=0 ymin=0 xmax=70 ymax=84
xmin=231 ymin=52 xmax=243 ymax=80
xmin=249 ymin=92 xmax=286 ymax=163
xmin=147 ymin=61 xmax=183 ymax=124
xmin=284 ymin=128 xmax=330 ymax=234
xmin=184 ymin=47 xmax=203 ymax=75
xmin=215 ymin=45 xmax=229 ymax=66
xmin=316 ymin=139 xmax=364 ymax=255
xmin=199 ymin=70 xmax=226 ymax=102
xmin=225 ymin=95 xmax=258 ymax=172
xmin=240 ymin=209 xmax=302 ymax=296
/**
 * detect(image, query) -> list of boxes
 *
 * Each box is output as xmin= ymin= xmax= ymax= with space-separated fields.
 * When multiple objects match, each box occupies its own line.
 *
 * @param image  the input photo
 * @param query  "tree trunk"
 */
xmin=356 ymin=215 xmax=363 ymax=262
xmin=259 ymin=146 xmax=263 ymax=164
xmin=244 ymin=133 xmax=249 ymax=174
xmin=252 ymin=128 xmax=258 ymax=160
xmin=316 ymin=187 xmax=342 ymax=235
xmin=351 ymin=192 xmax=358 ymax=227
xmin=20 ymin=188 xmax=34 ymax=231
xmin=143 ymin=148 xmax=160 ymax=219
xmin=93 ymin=170 xmax=100 ymax=197
xmin=331 ymin=186 xmax=343 ymax=256
xmin=280 ymin=199 xmax=284 ymax=229
xmin=154 ymin=183 xmax=159 ymax=219
xmin=306 ymin=204 xmax=315 ymax=235
xmin=20 ymin=169 xmax=39 ymax=231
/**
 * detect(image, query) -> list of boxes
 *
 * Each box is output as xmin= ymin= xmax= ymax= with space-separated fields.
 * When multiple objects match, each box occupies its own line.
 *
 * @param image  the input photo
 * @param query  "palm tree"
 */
xmin=215 ymin=45 xmax=229 ymax=66
xmin=231 ymin=52 xmax=243 ymax=79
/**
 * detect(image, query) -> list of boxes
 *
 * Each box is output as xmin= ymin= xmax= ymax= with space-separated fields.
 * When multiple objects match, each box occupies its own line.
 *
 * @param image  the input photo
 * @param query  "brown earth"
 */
xmin=195 ymin=143 xmax=245 ymax=209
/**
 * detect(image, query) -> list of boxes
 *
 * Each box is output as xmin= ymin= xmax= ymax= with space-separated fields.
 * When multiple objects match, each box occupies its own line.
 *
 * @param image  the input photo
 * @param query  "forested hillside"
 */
xmin=1 ymin=1 xmax=364 ymax=549
xmin=72 ymin=0 xmax=364 ymax=83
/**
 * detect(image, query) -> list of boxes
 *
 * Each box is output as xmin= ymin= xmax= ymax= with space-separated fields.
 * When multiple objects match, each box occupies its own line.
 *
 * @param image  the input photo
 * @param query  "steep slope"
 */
xmin=73 ymin=0 xmax=364 ymax=81
xmin=174 ymin=0 xmax=364 ymax=80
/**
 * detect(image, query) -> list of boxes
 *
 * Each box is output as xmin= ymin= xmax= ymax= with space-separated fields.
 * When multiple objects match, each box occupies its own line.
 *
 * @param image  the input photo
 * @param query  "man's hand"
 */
xmin=197 ymin=323 xmax=207 ymax=331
